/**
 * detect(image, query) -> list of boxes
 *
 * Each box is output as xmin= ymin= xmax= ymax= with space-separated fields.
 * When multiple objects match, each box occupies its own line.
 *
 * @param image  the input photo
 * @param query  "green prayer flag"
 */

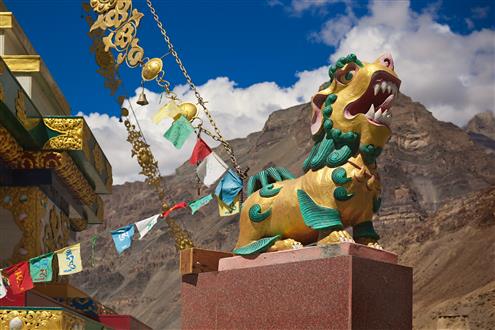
xmin=188 ymin=194 xmax=214 ymax=215
xmin=163 ymin=115 xmax=194 ymax=149
xmin=29 ymin=252 xmax=54 ymax=283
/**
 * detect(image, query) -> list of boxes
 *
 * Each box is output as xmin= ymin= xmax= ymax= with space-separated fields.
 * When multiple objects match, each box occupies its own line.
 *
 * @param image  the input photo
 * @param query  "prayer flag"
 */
xmin=188 ymin=194 xmax=214 ymax=215
xmin=29 ymin=252 xmax=54 ymax=283
xmin=152 ymin=100 xmax=181 ymax=124
xmin=215 ymin=169 xmax=243 ymax=206
xmin=196 ymin=152 xmax=228 ymax=187
xmin=135 ymin=214 xmax=160 ymax=240
xmin=4 ymin=262 xmax=33 ymax=295
xmin=217 ymin=195 xmax=240 ymax=216
xmin=189 ymin=138 xmax=212 ymax=165
xmin=162 ymin=202 xmax=188 ymax=217
xmin=0 ymin=273 xmax=7 ymax=299
xmin=111 ymin=224 xmax=135 ymax=254
xmin=56 ymin=243 xmax=83 ymax=275
xmin=163 ymin=115 xmax=194 ymax=149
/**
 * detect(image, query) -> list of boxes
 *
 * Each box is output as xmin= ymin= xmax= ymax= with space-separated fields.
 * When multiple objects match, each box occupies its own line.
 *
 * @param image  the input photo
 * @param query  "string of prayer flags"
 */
xmin=152 ymin=100 xmax=181 ymax=124
xmin=189 ymin=138 xmax=212 ymax=165
xmin=163 ymin=115 xmax=194 ymax=149
xmin=162 ymin=202 xmax=188 ymax=218
xmin=217 ymin=195 xmax=240 ymax=216
xmin=56 ymin=243 xmax=83 ymax=276
xmin=4 ymin=262 xmax=33 ymax=295
xmin=215 ymin=169 xmax=243 ymax=206
xmin=29 ymin=252 xmax=54 ymax=283
xmin=197 ymin=152 xmax=228 ymax=187
xmin=0 ymin=273 xmax=7 ymax=299
xmin=111 ymin=225 xmax=135 ymax=254
xmin=135 ymin=214 xmax=160 ymax=240
xmin=188 ymin=194 xmax=213 ymax=215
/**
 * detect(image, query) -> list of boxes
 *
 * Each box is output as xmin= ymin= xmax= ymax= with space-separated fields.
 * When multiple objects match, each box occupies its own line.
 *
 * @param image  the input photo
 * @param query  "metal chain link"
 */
xmin=145 ymin=0 xmax=246 ymax=180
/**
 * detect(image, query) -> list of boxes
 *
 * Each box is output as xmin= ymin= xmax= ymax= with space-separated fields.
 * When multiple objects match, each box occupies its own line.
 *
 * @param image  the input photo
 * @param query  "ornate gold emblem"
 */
xmin=89 ymin=0 xmax=145 ymax=68
xmin=90 ymin=0 xmax=117 ymax=13
xmin=42 ymin=118 xmax=83 ymax=150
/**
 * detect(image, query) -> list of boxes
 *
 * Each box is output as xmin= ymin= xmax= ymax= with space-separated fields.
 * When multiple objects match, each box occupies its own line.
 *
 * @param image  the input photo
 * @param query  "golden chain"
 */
xmin=145 ymin=0 xmax=246 ymax=180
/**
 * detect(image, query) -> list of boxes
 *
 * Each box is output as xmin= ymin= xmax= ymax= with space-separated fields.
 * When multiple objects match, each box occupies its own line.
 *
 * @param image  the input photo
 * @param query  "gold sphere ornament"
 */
xmin=177 ymin=102 xmax=198 ymax=121
xmin=141 ymin=58 xmax=164 ymax=81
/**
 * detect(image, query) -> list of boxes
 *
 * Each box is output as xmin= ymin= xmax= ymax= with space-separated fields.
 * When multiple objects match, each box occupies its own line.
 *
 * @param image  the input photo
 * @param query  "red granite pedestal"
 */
xmin=181 ymin=243 xmax=412 ymax=330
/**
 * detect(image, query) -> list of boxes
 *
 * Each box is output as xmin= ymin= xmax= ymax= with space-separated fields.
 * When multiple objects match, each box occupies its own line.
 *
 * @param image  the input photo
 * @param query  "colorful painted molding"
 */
xmin=234 ymin=53 xmax=400 ymax=255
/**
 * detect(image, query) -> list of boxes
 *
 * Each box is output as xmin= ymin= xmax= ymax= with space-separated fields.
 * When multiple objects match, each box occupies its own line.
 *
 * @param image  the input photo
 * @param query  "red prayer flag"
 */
xmin=189 ymin=138 xmax=212 ymax=165
xmin=4 ymin=261 xmax=34 ymax=295
xmin=161 ymin=202 xmax=188 ymax=218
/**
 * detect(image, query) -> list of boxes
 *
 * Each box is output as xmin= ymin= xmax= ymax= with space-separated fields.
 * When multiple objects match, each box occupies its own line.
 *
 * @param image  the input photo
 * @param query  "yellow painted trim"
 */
xmin=2 ymin=55 xmax=41 ymax=72
xmin=0 ymin=12 xmax=12 ymax=28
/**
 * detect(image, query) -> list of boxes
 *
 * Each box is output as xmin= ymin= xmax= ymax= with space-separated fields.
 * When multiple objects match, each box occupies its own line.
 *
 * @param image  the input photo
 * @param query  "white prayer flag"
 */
xmin=56 ymin=243 xmax=83 ymax=275
xmin=196 ymin=152 xmax=228 ymax=187
xmin=0 ymin=272 xmax=7 ymax=299
xmin=135 ymin=214 xmax=160 ymax=239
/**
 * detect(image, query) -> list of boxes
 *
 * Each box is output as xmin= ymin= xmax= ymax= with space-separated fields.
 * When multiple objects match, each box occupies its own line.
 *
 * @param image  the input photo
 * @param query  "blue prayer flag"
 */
xmin=214 ymin=169 xmax=243 ymax=206
xmin=111 ymin=224 xmax=135 ymax=254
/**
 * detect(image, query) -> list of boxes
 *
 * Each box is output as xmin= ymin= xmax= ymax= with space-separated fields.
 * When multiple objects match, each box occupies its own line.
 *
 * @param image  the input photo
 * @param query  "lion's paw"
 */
xmin=268 ymin=238 xmax=303 ymax=252
xmin=317 ymin=230 xmax=355 ymax=246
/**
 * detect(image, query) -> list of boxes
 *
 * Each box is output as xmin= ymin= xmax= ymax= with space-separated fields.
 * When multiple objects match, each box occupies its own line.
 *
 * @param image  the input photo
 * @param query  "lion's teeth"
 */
xmin=387 ymin=84 xmax=392 ymax=94
xmin=365 ymin=104 xmax=375 ymax=119
xmin=374 ymin=108 xmax=383 ymax=122
xmin=374 ymin=84 xmax=380 ymax=96
xmin=380 ymin=81 xmax=387 ymax=93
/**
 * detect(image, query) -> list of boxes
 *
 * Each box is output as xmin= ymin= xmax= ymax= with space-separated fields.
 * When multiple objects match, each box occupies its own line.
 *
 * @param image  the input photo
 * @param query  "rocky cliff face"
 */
xmin=72 ymin=94 xmax=495 ymax=329
xmin=465 ymin=111 xmax=495 ymax=154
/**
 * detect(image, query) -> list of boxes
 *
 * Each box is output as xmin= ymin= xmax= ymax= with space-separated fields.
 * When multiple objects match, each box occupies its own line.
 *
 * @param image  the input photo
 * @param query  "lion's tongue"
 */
xmin=378 ymin=94 xmax=394 ymax=111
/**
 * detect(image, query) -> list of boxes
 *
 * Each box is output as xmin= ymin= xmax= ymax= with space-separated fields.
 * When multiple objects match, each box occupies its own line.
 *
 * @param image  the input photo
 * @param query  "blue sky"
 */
xmin=5 ymin=0 xmax=493 ymax=117
xmin=4 ymin=0 xmax=494 ymax=183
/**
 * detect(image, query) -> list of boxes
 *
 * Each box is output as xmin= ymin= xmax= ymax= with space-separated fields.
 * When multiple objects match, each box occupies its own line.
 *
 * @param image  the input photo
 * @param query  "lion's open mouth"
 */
xmin=343 ymin=71 xmax=401 ymax=128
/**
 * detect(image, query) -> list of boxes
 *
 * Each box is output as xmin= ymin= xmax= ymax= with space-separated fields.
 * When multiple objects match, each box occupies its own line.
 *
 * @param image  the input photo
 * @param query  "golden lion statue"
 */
xmin=234 ymin=53 xmax=400 ymax=255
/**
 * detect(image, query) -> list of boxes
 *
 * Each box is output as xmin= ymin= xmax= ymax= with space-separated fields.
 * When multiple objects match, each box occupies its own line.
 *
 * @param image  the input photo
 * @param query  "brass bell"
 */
xmin=137 ymin=90 xmax=149 ymax=106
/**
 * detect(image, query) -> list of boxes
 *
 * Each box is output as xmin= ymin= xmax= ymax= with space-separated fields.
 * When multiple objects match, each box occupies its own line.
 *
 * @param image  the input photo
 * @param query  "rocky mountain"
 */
xmin=466 ymin=111 xmax=495 ymax=140
xmin=72 ymin=93 xmax=495 ymax=329
xmin=465 ymin=111 xmax=495 ymax=153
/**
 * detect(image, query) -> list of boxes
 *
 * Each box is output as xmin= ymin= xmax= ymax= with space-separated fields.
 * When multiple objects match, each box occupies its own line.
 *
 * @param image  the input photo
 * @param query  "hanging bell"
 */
xmin=136 ymin=90 xmax=149 ymax=106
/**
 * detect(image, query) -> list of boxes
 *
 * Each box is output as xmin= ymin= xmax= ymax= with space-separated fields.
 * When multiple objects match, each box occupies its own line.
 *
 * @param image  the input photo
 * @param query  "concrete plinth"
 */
xmin=181 ymin=243 xmax=412 ymax=330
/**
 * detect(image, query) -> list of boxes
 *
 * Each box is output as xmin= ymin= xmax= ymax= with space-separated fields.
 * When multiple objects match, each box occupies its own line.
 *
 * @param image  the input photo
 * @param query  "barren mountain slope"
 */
xmin=72 ymin=94 xmax=495 ymax=329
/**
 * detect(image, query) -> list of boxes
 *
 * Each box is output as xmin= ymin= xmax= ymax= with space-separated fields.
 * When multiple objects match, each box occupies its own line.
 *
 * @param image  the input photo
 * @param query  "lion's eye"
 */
xmin=338 ymin=70 xmax=355 ymax=84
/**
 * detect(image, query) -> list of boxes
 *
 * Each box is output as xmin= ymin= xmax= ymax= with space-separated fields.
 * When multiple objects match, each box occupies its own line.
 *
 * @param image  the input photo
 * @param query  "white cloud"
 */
xmin=85 ymin=0 xmax=494 ymax=184
xmin=84 ymin=67 xmax=328 ymax=184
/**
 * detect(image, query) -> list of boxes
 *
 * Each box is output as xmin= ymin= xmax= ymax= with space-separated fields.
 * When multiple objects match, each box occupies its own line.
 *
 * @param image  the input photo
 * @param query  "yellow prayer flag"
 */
xmin=152 ymin=100 xmax=181 ymax=124
xmin=56 ymin=243 xmax=83 ymax=275
xmin=217 ymin=195 xmax=240 ymax=216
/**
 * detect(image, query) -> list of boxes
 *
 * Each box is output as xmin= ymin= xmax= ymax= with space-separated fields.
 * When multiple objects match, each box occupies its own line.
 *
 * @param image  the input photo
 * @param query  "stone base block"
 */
xmin=181 ymin=244 xmax=412 ymax=330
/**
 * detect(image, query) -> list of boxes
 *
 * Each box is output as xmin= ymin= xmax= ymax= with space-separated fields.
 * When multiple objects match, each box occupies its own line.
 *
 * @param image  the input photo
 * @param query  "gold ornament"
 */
xmin=15 ymin=89 xmax=38 ymax=130
xmin=177 ymin=102 xmax=198 ymax=121
xmin=90 ymin=0 xmax=145 ymax=68
xmin=42 ymin=118 xmax=83 ymax=150
xmin=90 ymin=0 xmax=117 ymax=14
xmin=141 ymin=57 xmax=163 ymax=81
